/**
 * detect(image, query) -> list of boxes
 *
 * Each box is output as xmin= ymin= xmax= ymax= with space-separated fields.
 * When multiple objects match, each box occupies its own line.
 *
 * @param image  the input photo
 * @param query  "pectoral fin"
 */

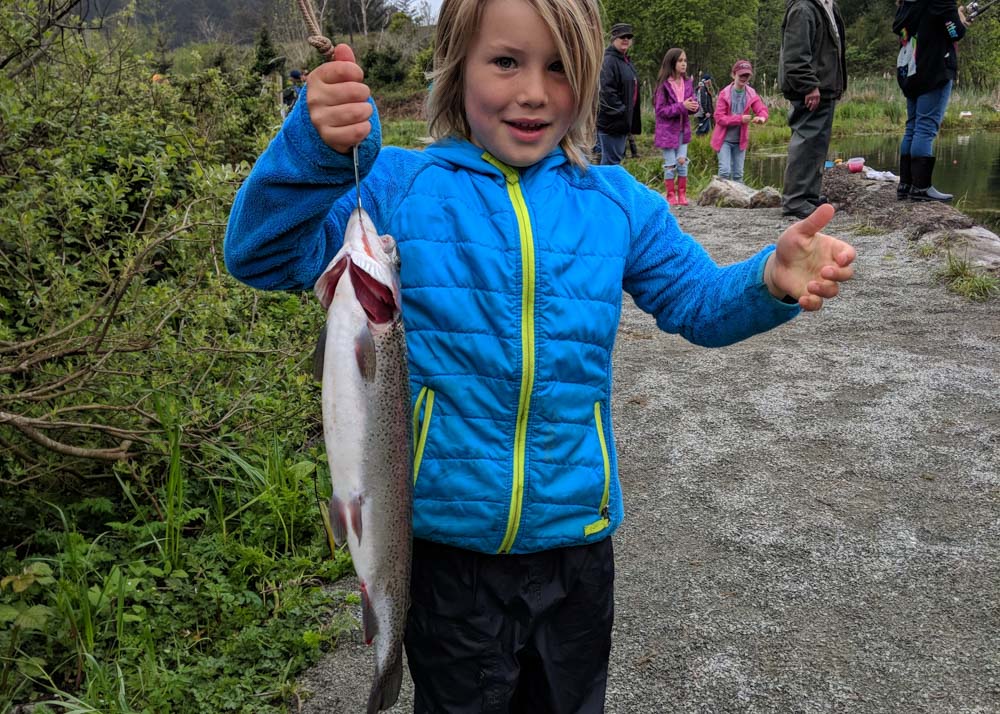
xmin=328 ymin=495 xmax=347 ymax=547
xmin=312 ymin=323 xmax=327 ymax=383
xmin=360 ymin=580 xmax=378 ymax=645
xmin=356 ymin=325 xmax=376 ymax=382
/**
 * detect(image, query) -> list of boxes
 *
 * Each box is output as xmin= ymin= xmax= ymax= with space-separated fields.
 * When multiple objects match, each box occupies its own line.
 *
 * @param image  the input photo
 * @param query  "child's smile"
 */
xmin=463 ymin=0 xmax=575 ymax=167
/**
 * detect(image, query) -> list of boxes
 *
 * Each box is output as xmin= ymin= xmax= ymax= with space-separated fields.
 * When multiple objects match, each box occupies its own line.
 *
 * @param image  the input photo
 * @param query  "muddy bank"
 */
xmin=295 ymin=189 xmax=1000 ymax=713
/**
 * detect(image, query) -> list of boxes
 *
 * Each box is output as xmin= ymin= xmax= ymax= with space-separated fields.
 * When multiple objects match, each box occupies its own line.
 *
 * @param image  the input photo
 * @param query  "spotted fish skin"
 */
xmin=314 ymin=208 xmax=412 ymax=714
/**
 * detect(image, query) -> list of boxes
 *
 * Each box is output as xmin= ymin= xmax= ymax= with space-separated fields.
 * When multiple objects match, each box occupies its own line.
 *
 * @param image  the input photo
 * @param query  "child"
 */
xmin=653 ymin=48 xmax=699 ymax=206
xmin=224 ymin=0 xmax=856 ymax=709
xmin=712 ymin=59 xmax=769 ymax=183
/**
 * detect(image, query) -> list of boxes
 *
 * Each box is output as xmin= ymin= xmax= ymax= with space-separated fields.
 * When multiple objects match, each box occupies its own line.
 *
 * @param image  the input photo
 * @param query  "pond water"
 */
xmin=745 ymin=130 xmax=1000 ymax=230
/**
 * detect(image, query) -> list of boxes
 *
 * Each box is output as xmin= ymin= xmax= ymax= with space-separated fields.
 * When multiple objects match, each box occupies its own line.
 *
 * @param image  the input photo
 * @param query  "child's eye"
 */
xmin=493 ymin=57 xmax=516 ymax=70
xmin=549 ymin=60 xmax=566 ymax=74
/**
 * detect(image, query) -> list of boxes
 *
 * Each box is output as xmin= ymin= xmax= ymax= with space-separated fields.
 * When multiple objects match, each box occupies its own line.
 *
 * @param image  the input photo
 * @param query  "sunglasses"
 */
xmin=619 ymin=34 xmax=634 ymax=40
xmin=738 ymin=73 xmax=751 ymax=79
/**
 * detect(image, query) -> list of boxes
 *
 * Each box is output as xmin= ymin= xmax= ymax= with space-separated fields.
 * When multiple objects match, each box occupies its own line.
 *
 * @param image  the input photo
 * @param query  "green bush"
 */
xmin=0 ymin=9 xmax=357 ymax=711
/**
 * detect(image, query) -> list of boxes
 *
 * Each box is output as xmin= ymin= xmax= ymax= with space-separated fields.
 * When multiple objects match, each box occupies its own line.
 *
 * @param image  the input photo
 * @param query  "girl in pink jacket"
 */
xmin=712 ymin=60 xmax=769 ymax=183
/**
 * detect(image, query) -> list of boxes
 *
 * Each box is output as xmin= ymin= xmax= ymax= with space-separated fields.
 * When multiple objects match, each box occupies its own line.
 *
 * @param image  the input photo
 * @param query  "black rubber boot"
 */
xmin=897 ymin=154 xmax=911 ymax=200
xmin=909 ymin=156 xmax=952 ymax=202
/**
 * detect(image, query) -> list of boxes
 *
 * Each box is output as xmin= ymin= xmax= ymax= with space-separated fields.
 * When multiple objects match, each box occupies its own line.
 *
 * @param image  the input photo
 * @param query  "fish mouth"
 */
xmin=349 ymin=261 xmax=396 ymax=324
xmin=317 ymin=255 xmax=397 ymax=324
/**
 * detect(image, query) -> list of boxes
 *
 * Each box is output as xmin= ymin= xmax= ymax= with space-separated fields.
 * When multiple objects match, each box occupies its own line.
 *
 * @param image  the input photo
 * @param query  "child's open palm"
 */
xmin=767 ymin=204 xmax=856 ymax=311
xmin=306 ymin=44 xmax=373 ymax=154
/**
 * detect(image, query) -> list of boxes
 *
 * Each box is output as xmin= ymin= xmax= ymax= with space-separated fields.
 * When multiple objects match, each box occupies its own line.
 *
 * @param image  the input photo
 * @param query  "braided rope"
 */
xmin=296 ymin=0 xmax=336 ymax=60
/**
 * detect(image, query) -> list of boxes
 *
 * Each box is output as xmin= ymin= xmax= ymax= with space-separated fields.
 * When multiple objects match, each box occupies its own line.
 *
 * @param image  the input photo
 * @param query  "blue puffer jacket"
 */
xmin=224 ymin=95 xmax=800 ymax=554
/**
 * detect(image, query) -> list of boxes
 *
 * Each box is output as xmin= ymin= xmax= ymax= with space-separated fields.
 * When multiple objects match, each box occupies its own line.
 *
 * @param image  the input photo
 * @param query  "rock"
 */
xmin=916 ymin=226 xmax=1000 ymax=272
xmin=820 ymin=164 xmax=975 ymax=239
xmin=749 ymin=186 xmax=781 ymax=208
xmin=697 ymin=178 xmax=780 ymax=209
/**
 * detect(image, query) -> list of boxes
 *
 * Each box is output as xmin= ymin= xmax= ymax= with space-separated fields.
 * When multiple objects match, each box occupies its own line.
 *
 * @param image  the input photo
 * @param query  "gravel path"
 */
xmin=297 ymin=204 xmax=1000 ymax=714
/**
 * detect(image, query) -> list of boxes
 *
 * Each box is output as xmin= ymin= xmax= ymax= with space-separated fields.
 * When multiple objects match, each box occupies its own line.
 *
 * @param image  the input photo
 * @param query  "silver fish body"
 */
xmin=314 ymin=207 xmax=412 ymax=713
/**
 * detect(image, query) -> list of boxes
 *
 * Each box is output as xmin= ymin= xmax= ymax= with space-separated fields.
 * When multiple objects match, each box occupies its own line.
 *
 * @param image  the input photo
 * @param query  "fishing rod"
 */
xmin=964 ymin=0 xmax=998 ymax=20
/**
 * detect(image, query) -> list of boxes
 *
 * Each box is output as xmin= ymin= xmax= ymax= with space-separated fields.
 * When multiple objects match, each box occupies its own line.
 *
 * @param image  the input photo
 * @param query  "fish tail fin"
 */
xmin=366 ymin=647 xmax=404 ymax=713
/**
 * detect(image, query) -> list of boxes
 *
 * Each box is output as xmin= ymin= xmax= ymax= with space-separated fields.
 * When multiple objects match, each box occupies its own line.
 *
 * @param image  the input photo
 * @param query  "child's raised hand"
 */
xmin=765 ymin=204 xmax=856 ymax=311
xmin=741 ymin=114 xmax=752 ymax=124
xmin=684 ymin=98 xmax=699 ymax=112
xmin=306 ymin=44 xmax=373 ymax=154
xmin=752 ymin=116 xmax=766 ymax=124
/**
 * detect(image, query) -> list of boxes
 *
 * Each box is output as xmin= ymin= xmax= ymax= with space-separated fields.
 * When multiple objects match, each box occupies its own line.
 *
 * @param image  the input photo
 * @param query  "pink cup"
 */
xmin=847 ymin=157 xmax=865 ymax=173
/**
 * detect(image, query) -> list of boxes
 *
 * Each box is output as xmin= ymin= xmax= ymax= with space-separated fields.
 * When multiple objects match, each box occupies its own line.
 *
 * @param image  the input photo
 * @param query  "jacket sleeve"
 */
xmin=930 ymin=0 xmax=966 ymax=41
xmin=222 ymin=92 xmax=383 ymax=292
xmin=621 ymin=180 xmax=799 ymax=347
xmin=599 ymin=58 xmax=627 ymax=121
xmin=781 ymin=4 xmax=820 ymax=95
xmin=654 ymin=84 xmax=688 ymax=121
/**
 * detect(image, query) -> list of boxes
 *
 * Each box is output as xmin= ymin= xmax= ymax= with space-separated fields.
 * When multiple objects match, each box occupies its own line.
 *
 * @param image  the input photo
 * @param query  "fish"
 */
xmin=313 ymin=207 xmax=413 ymax=714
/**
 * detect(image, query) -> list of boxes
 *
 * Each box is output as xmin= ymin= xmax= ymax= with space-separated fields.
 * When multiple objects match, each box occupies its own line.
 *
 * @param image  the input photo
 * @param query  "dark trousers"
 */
xmin=597 ymin=132 xmax=627 ymax=165
xmin=404 ymin=537 xmax=615 ymax=714
xmin=782 ymin=98 xmax=836 ymax=213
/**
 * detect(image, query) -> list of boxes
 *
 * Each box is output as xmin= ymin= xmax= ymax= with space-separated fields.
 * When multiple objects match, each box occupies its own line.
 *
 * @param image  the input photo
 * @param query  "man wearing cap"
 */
xmin=779 ymin=0 xmax=847 ymax=219
xmin=597 ymin=23 xmax=641 ymax=165
xmin=282 ymin=69 xmax=305 ymax=114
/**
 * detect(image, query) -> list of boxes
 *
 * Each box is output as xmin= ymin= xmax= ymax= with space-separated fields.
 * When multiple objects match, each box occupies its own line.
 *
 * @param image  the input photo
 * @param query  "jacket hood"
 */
xmin=422 ymin=136 xmax=571 ymax=181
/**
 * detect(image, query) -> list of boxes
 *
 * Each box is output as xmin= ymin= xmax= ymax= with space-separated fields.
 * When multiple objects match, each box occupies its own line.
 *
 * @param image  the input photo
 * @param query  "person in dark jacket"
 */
xmin=778 ymin=0 xmax=847 ymax=219
xmin=694 ymin=72 xmax=716 ymax=135
xmin=596 ymin=22 xmax=641 ymax=165
xmin=893 ymin=0 xmax=968 ymax=201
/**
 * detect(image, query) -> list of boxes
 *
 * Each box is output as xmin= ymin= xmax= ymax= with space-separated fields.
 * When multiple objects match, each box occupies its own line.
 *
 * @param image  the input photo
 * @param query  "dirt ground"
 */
xmin=295 ymin=177 xmax=1000 ymax=713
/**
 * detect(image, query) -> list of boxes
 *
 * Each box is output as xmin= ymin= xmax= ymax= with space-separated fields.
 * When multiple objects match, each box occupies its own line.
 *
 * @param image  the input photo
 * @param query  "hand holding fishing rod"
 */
xmin=962 ymin=0 xmax=998 ymax=21
xmin=305 ymin=44 xmax=373 ymax=154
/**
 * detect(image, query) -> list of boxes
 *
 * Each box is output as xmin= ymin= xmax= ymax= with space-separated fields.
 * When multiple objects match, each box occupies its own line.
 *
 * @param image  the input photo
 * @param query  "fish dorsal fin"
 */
xmin=356 ymin=324 xmax=376 ymax=382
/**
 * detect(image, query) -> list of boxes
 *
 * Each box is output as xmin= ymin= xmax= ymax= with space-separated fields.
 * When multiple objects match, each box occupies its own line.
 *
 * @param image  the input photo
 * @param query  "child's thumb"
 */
xmin=333 ymin=43 xmax=356 ymax=64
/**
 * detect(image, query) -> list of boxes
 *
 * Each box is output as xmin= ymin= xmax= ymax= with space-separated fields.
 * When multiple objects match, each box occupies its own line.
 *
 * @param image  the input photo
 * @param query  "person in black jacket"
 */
xmin=596 ymin=23 xmax=641 ymax=165
xmin=894 ymin=0 xmax=968 ymax=201
xmin=694 ymin=72 xmax=715 ymax=135
xmin=778 ymin=0 xmax=847 ymax=219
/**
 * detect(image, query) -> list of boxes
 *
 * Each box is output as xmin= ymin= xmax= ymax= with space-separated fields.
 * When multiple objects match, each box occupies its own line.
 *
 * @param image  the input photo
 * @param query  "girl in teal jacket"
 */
xmin=224 ymin=0 xmax=856 ymax=708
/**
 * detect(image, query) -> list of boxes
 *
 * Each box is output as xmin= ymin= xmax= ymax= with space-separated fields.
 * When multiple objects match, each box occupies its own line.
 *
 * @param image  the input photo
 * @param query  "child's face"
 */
xmin=733 ymin=71 xmax=751 ymax=89
xmin=674 ymin=53 xmax=688 ymax=77
xmin=463 ymin=0 xmax=575 ymax=168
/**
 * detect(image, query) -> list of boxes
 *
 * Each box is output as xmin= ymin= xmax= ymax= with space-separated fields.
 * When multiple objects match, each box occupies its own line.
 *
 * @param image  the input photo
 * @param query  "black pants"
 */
xmin=782 ymin=97 xmax=836 ymax=214
xmin=404 ymin=537 xmax=615 ymax=714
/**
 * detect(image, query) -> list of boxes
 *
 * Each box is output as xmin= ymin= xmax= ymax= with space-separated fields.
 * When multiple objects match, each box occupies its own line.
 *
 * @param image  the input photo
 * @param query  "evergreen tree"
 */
xmin=252 ymin=26 xmax=283 ymax=77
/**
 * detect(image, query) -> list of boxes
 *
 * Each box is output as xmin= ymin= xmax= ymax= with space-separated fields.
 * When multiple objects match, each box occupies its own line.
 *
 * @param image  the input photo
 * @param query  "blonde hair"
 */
xmin=427 ymin=0 xmax=604 ymax=169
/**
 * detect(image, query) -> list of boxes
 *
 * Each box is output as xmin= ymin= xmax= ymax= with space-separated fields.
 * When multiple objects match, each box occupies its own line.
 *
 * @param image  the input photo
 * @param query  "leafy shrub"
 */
xmin=361 ymin=46 xmax=407 ymax=91
xmin=1 ymin=9 xmax=358 ymax=711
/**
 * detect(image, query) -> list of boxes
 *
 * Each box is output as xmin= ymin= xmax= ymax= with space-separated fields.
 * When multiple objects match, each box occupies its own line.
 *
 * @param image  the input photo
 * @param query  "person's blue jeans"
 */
xmin=597 ymin=132 xmax=627 ymax=165
xmin=717 ymin=141 xmax=746 ymax=182
xmin=900 ymin=80 xmax=952 ymax=158
xmin=661 ymin=144 xmax=689 ymax=179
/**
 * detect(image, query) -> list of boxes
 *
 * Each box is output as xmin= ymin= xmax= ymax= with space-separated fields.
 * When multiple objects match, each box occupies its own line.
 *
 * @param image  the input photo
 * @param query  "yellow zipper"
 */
xmin=584 ymin=401 xmax=612 ymax=536
xmin=411 ymin=386 xmax=435 ymax=484
xmin=484 ymin=154 xmax=535 ymax=554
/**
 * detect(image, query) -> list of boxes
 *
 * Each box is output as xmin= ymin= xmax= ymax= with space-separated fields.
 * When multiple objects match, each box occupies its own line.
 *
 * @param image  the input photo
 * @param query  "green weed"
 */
xmin=850 ymin=220 xmax=886 ymax=236
xmin=938 ymin=253 xmax=1000 ymax=301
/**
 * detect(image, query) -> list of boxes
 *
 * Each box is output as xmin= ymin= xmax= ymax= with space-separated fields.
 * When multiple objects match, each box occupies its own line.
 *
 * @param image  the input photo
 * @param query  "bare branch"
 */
xmin=0 ymin=409 xmax=135 ymax=461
